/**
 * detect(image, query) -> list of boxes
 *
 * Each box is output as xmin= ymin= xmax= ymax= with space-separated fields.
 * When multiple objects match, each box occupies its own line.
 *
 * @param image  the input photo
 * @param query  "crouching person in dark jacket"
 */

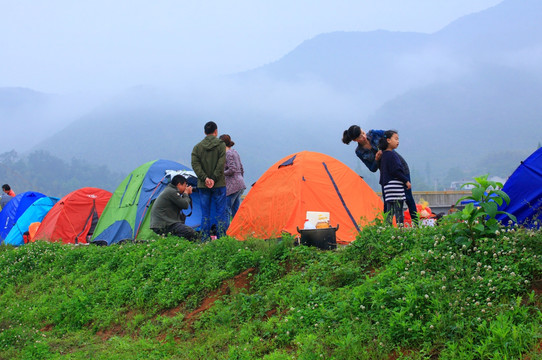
xmin=150 ymin=175 xmax=198 ymax=241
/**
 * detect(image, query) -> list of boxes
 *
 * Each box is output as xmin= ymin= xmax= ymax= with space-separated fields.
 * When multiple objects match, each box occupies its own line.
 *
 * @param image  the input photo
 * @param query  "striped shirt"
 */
xmin=383 ymin=180 xmax=406 ymax=201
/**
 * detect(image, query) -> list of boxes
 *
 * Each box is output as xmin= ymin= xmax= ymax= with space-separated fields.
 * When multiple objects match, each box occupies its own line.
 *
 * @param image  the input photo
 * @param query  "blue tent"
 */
xmin=0 ymin=191 xmax=46 ymax=243
xmin=91 ymin=159 xmax=202 ymax=246
xmin=497 ymin=147 xmax=542 ymax=227
xmin=3 ymin=196 xmax=59 ymax=246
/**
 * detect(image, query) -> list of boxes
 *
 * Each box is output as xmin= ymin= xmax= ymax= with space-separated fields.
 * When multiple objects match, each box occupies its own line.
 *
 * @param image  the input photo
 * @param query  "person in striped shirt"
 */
xmin=378 ymin=130 xmax=411 ymax=225
xmin=342 ymin=125 xmax=418 ymax=224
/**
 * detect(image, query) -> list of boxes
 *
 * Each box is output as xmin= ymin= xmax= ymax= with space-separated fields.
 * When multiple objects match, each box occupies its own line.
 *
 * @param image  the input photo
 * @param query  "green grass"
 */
xmin=1 ymin=222 xmax=541 ymax=359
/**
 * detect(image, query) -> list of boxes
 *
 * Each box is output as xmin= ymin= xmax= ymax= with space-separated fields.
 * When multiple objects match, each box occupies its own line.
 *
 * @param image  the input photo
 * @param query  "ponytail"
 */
xmin=342 ymin=125 xmax=361 ymax=145
xmin=342 ymin=130 xmax=352 ymax=144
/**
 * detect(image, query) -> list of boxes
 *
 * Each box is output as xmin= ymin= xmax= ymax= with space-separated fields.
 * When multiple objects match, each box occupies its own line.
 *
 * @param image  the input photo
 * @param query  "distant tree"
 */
xmin=410 ymin=169 xmax=430 ymax=191
xmin=0 ymin=150 xmax=18 ymax=165
xmin=441 ymin=166 xmax=471 ymax=191
xmin=475 ymin=151 xmax=527 ymax=178
xmin=425 ymin=162 xmax=431 ymax=185
xmin=0 ymin=150 xmax=124 ymax=197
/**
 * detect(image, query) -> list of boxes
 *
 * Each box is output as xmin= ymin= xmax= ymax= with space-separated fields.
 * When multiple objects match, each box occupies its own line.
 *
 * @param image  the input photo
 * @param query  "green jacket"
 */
xmin=150 ymin=183 xmax=191 ymax=229
xmin=191 ymin=135 xmax=226 ymax=188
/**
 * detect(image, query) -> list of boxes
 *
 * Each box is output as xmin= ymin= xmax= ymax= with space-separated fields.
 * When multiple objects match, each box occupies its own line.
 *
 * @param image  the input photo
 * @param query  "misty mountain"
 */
xmin=247 ymin=0 xmax=542 ymax=106
xmin=33 ymin=84 xmax=352 ymax=187
xmin=434 ymin=0 xmax=542 ymax=53
xmin=365 ymin=64 xmax=541 ymax=184
xmin=0 ymin=87 xmax=103 ymax=154
xmin=31 ymin=0 xmax=542 ymax=190
xmin=243 ymin=30 xmax=432 ymax=107
xmin=0 ymin=88 xmax=53 ymax=152
xmin=0 ymin=87 xmax=50 ymax=113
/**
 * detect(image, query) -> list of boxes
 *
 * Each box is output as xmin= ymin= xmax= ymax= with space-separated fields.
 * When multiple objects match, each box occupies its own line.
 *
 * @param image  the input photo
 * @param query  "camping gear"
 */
xmin=0 ymin=191 xmax=46 ymax=244
xmin=496 ymin=147 xmax=542 ymax=227
xmin=303 ymin=219 xmax=316 ymax=229
xmin=306 ymin=211 xmax=330 ymax=228
xmin=33 ymin=187 xmax=112 ymax=244
xmin=404 ymin=203 xmax=434 ymax=227
xmin=297 ymin=225 xmax=338 ymax=250
xmin=91 ymin=159 xmax=201 ymax=246
xmin=26 ymin=222 xmax=41 ymax=243
xmin=3 ymin=196 xmax=59 ymax=246
xmin=227 ymin=151 xmax=383 ymax=244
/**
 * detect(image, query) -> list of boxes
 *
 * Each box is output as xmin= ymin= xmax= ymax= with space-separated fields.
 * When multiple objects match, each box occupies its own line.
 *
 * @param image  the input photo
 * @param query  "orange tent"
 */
xmin=227 ymin=151 xmax=383 ymax=244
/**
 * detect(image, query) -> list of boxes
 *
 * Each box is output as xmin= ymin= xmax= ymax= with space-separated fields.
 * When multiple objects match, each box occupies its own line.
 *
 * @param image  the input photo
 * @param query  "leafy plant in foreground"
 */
xmin=446 ymin=174 xmax=516 ymax=247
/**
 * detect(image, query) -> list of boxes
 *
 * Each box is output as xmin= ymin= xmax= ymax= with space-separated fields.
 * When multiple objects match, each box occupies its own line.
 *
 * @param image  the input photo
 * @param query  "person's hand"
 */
xmin=185 ymin=185 xmax=193 ymax=195
xmin=205 ymin=177 xmax=214 ymax=188
xmin=406 ymin=181 xmax=411 ymax=190
xmin=375 ymin=150 xmax=382 ymax=161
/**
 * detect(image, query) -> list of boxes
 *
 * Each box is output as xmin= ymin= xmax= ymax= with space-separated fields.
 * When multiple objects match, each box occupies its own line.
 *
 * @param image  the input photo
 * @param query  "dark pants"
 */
xmin=386 ymin=200 xmax=404 ymax=225
xmin=152 ymin=222 xmax=198 ymax=242
xmin=199 ymin=186 xmax=228 ymax=240
xmin=382 ymin=184 xmax=418 ymax=224
xmin=405 ymin=187 xmax=418 ymax=223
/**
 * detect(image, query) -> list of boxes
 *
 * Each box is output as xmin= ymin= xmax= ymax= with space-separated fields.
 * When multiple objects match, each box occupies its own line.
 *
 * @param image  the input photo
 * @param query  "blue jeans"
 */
xmin=199 ymin=186 xmax=228 ymax=240
xmin=227 ymin=189 xmax=244 ymax=220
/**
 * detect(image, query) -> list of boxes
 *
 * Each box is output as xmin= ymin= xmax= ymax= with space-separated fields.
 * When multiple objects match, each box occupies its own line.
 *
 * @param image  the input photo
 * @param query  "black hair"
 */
xmin=2 ymin=184 xmax=10 ymax=191
xmin=171 ymin=175 xmax=187 ymax=186
xmin=204 ymin=121 xmax=217 ymax=135
xmin=342 ymin=125 xmax=361 ymax=145
xmin=378 ymin=130 xmax=398 ymax=151
xmin=219 ymin=134 xmax=235 ymax=147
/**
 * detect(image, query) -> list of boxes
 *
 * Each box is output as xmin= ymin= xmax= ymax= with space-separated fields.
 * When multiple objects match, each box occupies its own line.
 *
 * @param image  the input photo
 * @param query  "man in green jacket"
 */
xmin=150 ymin=175 xmax=198 ymax=241
xmin=191 ymin=121 xmax=227 ymax=240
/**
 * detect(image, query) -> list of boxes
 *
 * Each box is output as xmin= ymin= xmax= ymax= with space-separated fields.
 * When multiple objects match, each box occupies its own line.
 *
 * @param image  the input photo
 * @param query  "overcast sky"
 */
xmin=1 ymin=0 xmax=502 ymax=94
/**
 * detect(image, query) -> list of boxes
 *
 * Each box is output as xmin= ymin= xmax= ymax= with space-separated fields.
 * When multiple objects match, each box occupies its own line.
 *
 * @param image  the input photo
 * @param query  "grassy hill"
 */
xmin=1 ymin=218 xmax=541 ymax=359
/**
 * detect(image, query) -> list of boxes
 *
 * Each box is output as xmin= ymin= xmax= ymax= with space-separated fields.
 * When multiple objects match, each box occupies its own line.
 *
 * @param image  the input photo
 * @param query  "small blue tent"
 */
xmin=3 ymin=196 xmax=59 ymax=246
xmin=0 ymin=191 xmax=46 ymax=243
xmin=91 ymin=159 xmax=201 ymax=246
xmin=497 ymin=147 xmax=542 ymax=227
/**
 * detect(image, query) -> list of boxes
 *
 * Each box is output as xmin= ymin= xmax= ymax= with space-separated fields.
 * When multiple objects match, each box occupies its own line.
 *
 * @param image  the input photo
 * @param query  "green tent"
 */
xmin=91 ymin=159 xmax=199 ymax=245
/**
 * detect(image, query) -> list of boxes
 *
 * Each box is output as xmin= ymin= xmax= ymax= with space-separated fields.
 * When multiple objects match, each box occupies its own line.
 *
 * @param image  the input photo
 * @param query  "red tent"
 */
xmin=34 ymin=187 xmax=112 ymax=244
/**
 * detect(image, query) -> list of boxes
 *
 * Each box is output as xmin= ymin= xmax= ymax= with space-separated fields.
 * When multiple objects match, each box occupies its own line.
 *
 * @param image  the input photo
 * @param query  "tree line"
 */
xmin=0 ymin=150 xmax=125 ymax=198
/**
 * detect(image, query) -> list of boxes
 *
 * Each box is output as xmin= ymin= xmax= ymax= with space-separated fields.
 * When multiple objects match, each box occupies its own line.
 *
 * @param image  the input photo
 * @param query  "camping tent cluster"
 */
xmin=2 ymin=148 xmax=540 ymax=247
xmin=0 ymin=159 xmax=200 ymax=247
xmin=0 ymin=153 xmax=383 ymax=247
xmin=0 ymin=188 xmax=111 ymax=246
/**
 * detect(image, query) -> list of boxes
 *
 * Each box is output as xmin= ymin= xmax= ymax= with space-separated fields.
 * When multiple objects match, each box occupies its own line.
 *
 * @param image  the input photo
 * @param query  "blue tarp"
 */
xmin=0 ymin=191 xmax=46 ymax=243
xmin=496 ymin=147 xmax=542 ymax=227
xmin=3 ymin=196 xmax=59 ymax=246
